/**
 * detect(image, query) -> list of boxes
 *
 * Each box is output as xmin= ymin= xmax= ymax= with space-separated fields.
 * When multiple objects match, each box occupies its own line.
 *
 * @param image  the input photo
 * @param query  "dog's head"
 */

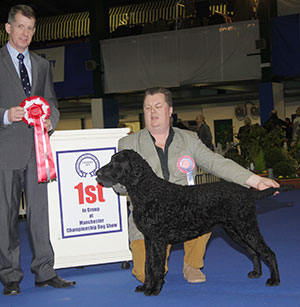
xmin=96 ymin=149 xmax=147 ymax=188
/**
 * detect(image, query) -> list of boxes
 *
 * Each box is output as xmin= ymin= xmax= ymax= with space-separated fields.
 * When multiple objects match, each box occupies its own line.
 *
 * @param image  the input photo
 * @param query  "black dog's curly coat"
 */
xmin=96 ymin=149 xmax=294 ymax=296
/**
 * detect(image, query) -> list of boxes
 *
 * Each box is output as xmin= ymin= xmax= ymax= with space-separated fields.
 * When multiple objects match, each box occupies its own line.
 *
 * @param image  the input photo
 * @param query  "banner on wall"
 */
xmin=100 ymin=20 xmax=261 ymax=94
xmin=56 ymin=147 xmax=121 ymax=238
xmin=33 ymin=46 xmax=65 ymax=82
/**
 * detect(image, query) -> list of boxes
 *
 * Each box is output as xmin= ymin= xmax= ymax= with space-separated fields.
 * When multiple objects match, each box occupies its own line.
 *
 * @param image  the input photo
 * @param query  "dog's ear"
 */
xmin=109 ymin=150 xmax=134 ymax=185
xmin=115 ymin=150 xmax=146 ymax=186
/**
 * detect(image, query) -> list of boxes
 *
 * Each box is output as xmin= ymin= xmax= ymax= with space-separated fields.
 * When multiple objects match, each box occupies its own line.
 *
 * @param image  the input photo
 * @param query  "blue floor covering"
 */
xmin=1 ymin=189 xmax=300 ymax=307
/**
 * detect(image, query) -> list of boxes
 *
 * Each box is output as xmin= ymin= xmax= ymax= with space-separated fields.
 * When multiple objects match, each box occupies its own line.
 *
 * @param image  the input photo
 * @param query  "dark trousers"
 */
xmin=0 ymin=154 xmax=56 ymax=285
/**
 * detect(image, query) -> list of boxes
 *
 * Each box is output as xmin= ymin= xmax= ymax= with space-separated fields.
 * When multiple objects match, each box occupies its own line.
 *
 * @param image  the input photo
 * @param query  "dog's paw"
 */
xmin=135 ymin=284 xmax=146 ymax=293
xmin=266 ymin=278 xmax=280 ymax=286
xmin=144 ymin=287 xmax=161 ymax=296
xmin=135 ymin=284 xmax=161 ymax=296
xmin=248 ymin=271 xmax=262 ymax=279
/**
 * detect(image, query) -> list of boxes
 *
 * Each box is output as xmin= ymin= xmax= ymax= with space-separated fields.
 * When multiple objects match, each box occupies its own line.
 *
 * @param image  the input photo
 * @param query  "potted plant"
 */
xmin=225 ymin=124 xmax=300 ymax=187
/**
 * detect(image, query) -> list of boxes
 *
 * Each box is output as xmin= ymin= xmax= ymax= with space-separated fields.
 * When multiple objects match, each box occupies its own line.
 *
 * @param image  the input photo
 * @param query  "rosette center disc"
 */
xmin=30 ymin=105 xmax=42 ymax=117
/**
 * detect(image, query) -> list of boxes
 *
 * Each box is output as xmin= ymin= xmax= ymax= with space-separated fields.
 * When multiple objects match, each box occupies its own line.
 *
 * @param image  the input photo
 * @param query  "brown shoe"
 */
xmin=183 ymin=262 xmax=206 ymax=283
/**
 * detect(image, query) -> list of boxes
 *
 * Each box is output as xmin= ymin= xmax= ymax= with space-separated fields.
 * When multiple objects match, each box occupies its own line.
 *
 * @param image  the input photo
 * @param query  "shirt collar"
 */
xmin=149 ymin=127 xmax=174 ymax=147
xmin=6 ymin=42 xmax=29 ymax=60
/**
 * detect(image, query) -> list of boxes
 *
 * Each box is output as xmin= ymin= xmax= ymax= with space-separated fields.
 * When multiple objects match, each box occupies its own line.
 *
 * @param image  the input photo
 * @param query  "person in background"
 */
xmin=195 ymin=113 xmax=214 ymax=151
xmin=263 ymin=110 xmax=287 ymax=134
xmin=0 ymin=5 xmax=75 ymax=296
xmin=114 ymin=87 xmax=280 ymax=285
xmin=237 ymin=116 xmax=252 ymax=141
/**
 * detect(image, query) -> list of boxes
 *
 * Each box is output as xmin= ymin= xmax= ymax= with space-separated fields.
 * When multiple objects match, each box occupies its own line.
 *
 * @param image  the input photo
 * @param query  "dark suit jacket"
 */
xmin=0 ymin=45 xmax=59 ymax=170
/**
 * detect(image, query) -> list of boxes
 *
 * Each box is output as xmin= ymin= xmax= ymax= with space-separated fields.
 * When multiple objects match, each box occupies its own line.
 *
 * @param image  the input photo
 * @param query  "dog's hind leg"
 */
xmin=222 ymin=224 xmax=262 ymax=278
xmin=222 ymin=221 xmax=280 ymax=286
xmin=242 ymin=229 xmax=280 ymax=286
xmin=136 ymin=239 xmax=168 ymax=296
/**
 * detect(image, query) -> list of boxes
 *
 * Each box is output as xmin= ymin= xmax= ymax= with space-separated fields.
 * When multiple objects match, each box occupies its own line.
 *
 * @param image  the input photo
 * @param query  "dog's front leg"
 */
xmin=139 ymin=238 xmax=167 ymax=296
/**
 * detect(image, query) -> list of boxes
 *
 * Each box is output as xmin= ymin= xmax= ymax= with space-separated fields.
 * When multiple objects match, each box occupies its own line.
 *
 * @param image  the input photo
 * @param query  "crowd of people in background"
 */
xmin=172 ymin=106 xmax=300 ymax=154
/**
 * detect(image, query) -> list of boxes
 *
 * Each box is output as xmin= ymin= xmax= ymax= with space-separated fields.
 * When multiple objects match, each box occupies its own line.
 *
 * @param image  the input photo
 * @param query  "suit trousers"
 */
xmin=0 ymin=153 xmax=56 ymax=285
xmin=130 ymin=232 xmax=212 ymax=283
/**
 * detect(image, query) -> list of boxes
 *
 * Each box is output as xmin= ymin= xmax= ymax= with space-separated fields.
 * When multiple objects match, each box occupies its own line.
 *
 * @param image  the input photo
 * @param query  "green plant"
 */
xmin=234 ymin=123 xmax=299 ymax=178
xmin=265 ymin=147 xmax=298 ymax=178
xmin=224 ymin=145 xmax=248 ymax=168
xmin=289 ymin=139 xmax=300 ymax=164
xmin=238 ymin=124 xmax=266 ymax=166
xmin=264 ymin=147 xmax=286 ymax=169
xmin=253 ymin=149 xmax=266 ymax=173
xmin=261 ymin=127 xmax=285 ymax=151
xmin=273 ymin=159 xmax=297 ymax=178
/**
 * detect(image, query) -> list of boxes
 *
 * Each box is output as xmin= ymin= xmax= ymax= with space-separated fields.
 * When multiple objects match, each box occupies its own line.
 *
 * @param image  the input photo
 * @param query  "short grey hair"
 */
xmin=8 ymin=5 xmax=36 ymax=24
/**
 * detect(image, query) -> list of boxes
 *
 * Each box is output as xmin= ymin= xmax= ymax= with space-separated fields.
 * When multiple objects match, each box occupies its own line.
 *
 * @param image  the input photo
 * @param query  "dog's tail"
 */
xmin=251 ymin=184 xmax=295 ymax=200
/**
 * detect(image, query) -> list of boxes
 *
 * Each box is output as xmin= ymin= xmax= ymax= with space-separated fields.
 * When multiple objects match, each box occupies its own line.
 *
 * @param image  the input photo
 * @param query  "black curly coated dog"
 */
xmin=96 ymin=149 xmax=294 ymax=296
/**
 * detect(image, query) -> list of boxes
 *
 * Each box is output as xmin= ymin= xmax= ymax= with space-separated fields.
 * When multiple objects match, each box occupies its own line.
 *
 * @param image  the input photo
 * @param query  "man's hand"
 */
xmin=7 ymin=106 xmax=25 ymax=122
xmin=245 ymin=174 xmax=280 ymax=191
xmin=44 ymin=119 xmax=52 ymax=132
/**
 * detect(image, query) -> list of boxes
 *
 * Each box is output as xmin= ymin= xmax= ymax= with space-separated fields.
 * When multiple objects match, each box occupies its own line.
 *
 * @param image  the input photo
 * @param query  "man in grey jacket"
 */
xmin=0 ymin=5 xmax=75 ymax=296
xmin=117 ymin=87 xmax=279 ymax=284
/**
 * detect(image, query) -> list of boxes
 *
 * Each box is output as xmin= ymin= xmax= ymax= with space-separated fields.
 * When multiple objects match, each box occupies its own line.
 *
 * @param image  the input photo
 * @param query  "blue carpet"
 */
xmin=1 ymin=190 xmax=300 ymax=306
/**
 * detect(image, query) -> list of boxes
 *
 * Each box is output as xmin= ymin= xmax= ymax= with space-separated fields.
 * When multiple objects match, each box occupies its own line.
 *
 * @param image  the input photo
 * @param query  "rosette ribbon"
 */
xmin=20 ymin=96 xmax=56 ymax=183
xmin=177 ymin=156 xmax=195 ymax=185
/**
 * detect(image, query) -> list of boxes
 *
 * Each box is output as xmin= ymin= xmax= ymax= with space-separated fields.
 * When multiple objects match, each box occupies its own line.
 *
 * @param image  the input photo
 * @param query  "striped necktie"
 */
xmin=17 ymin=53 xmax=31 ymax=97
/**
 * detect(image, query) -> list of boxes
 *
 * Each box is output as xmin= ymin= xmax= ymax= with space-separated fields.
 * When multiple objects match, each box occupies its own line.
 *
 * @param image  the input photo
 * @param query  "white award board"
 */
xmin=47 ymin=128 xmax=132 ymax=269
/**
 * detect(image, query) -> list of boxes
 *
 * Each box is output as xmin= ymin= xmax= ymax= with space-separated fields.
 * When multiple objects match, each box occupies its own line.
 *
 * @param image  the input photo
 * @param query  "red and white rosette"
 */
xmin=20 ymin=96 xmax=56 ymax=183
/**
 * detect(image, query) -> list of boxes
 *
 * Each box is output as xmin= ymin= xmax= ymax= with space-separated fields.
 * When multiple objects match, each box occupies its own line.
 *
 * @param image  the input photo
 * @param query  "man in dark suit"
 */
xmin=0 ymin=5 xmax=75 ymax=296
xmin=263 ymin=110 xmax=287 ymax=134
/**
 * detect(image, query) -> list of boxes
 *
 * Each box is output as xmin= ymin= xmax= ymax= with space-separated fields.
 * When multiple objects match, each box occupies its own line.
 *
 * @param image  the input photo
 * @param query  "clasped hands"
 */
xmin=8 ymin=106 xmax=52 ymax=131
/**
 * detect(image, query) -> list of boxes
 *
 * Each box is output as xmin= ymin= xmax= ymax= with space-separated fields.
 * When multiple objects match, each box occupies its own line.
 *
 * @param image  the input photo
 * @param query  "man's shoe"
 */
xmin=3 ymin=282 xmax=21 ymax=295
xmin=183 ymin=262 xmax=206 ymax=283
xmin=35 ymin=275 xmax=76 ymax=288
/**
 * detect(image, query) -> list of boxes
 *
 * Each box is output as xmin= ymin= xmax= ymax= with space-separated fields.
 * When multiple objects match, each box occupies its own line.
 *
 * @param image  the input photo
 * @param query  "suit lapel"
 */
xmin=170 ymin=129 xmax=182 ymax=153
xmin=167 ymin=129 xmax=182 ymax=176
xmin=138 ymin=129 xmax=163 ymax=178
xmin=0 ymin=46 xmax=24 ymax=93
